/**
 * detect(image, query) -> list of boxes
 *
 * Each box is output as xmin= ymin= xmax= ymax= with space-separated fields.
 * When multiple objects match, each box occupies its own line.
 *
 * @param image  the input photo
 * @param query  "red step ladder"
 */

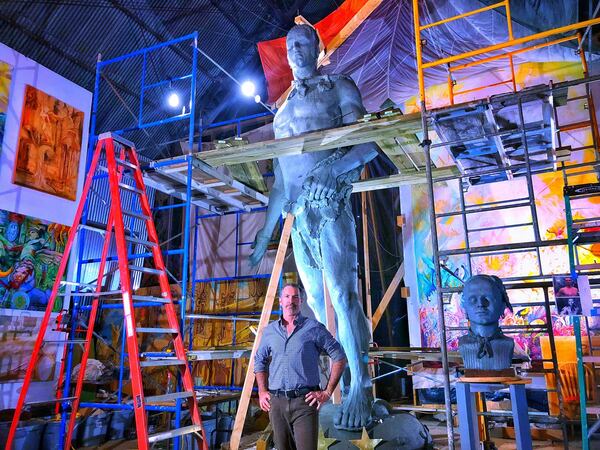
xmin=7 ymin=133 xmax=208 ymax=450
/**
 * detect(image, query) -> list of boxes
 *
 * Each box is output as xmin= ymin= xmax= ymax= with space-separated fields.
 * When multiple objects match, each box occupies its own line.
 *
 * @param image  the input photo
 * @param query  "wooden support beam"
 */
xmin=323 ymin=276 xmax=341 ymax=405
xmin=229 ymin=214 xmax=294 ymax=450
xmin=351 ymin=167 xmax=460 ymax=192
xmin=361 ymin=170 xmax=374 ymax=336
xmin=372 ymin=263 xmax=405 ymax=330
xmin=361 ymin=170 xmax=376 ymax=397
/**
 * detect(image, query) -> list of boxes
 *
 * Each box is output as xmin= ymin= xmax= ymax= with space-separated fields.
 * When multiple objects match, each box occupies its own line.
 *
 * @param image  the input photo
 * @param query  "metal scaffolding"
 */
xmin=413 ymin=1 xmax=600 ymax=448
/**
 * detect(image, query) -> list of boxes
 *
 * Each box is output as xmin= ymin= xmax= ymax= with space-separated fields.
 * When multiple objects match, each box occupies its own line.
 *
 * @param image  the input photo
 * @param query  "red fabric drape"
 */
xmin=257 ymin=0 xmax=368 ymax=103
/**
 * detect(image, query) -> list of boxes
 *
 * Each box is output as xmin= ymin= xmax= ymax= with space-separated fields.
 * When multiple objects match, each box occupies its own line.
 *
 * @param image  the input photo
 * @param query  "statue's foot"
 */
xmin=333 ymin=388 xmax=372 ymax=431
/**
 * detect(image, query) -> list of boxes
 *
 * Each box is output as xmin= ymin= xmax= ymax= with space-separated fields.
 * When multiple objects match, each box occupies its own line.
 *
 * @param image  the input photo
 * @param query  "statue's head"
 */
xmin=286 ymin=24 xmax=320 ymax=73
xmin=461 ymin=275 xmax=512 ymax=326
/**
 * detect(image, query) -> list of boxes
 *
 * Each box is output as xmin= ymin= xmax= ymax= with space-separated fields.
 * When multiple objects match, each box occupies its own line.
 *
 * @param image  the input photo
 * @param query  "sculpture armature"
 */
xmin=458 ymin=275 xmax=515 ymax=371
xmin=249 ymin=24 xmax=379 ymax=430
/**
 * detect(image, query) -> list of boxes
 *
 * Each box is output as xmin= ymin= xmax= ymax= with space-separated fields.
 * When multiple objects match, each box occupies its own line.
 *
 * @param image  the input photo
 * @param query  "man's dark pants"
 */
xmin=269 ymin=395 xmax=318 ymax=450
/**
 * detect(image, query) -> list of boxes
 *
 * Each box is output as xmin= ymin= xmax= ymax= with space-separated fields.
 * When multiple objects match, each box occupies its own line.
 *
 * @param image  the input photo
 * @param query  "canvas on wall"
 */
xmin=13 ymin=85 xmax=84 ymax=200
xmin=0 ymin=209 xmax=69 ymax=311
xmin=0 ymin=59 xmax=12 ymax=150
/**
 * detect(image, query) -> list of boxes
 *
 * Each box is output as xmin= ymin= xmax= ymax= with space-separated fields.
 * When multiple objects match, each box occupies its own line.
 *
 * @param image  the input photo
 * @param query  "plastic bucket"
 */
xmin=216 ymin=414 xmax=233 ymax=448
xmin=41 ymin=417 xmax=82 ymax=450
xmin=108 ymin=409 xmax=134 ymax=440
xmin=0 ymin=419 xmax=45 ymax=450
xmin=79 ymin=411 xmax=109 ymax=447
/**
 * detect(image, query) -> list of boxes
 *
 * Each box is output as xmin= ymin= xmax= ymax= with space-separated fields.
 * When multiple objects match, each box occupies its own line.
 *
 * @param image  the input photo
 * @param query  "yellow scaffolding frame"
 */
xmin=412 ymin=0 xmax=600 ymax=107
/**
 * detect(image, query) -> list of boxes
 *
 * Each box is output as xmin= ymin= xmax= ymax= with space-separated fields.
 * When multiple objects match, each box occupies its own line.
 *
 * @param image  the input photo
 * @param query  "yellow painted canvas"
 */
xmin=13 ymin=85 xmax=84 ymax=200
xmin=0 ymin=60 xmax=12 ymax=150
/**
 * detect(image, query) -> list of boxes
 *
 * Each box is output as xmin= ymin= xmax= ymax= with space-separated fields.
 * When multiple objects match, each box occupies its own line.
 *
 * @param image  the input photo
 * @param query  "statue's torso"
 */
xmin=273 ymin=75 xmax=345 ymax=202
xmin=458 ymin=332 xmax=515 ymax=371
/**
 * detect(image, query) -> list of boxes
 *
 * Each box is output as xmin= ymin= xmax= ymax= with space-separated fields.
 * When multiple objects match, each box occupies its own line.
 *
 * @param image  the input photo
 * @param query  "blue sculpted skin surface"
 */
xmin=458 ymin=275 xmax=515 ymax=371
xmin=249 ymin=24 xmax=379 ymax=430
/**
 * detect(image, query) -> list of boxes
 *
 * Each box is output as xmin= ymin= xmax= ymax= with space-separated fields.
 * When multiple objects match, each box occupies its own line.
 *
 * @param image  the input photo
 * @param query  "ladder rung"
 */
xmin=116 ymin=158 xmax=137 ymax=170
xmin=126 ymin=236 xmax=158 ymax=247
xmin=26 ymin=396 xmax=78 ymax=406
xmin=78 ymin=224 xmax=107 ymax=235
xmin=148 ymin=425 xmax=203 ymax=444
xmin=128 ymin=265 xmax=163 ymax=275
xmin=118 ymin=182 xmax=143 ymax=195
xmin=132 ymin=295 xmax=169 ymax=303
xmin=140 ymin=359 xmax=186 ymax=368
xmin=136 ymin=327 xmax=178 ymax=334
xmin=44 ymin=339 xmax=86 ymax=345
xmin=122 ymin=210 xmax=150 ymax=221
xmin=144 ymin=391 xmax=195 ymax=404
xmin=584 ymin=356 xmax=600 ymax=363
xmin=62 ymin=290 xmax=122 ymax=297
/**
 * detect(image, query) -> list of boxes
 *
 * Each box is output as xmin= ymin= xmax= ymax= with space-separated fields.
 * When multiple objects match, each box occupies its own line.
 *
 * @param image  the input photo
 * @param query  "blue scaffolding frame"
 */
xmin=58 ymin=32 xmax=274 ymax=448
xmin=59 ymin=33 xmax=199 ymax=449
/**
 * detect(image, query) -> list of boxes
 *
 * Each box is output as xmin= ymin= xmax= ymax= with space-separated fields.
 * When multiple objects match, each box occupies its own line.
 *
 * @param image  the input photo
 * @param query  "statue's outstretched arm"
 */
xmin=249 ymin=160 xmax=286 ymax=266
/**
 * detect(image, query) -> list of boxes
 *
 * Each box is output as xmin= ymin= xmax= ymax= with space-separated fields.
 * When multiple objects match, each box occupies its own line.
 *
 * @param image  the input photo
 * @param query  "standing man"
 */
xmin=255 ymin=283 xmax=346 ymax=450
xmin=250 ymin=23 xmax=378 ymax=430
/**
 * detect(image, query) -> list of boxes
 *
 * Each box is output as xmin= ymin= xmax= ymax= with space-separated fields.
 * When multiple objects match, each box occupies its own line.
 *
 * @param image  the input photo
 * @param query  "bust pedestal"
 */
xmin=456 ymin=377 xmax=532 ymax=450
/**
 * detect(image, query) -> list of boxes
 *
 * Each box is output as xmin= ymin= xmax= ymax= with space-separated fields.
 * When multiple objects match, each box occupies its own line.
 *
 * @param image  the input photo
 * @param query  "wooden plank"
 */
xmin=351 ymin=167 xmax=460 ymax=192
xmin=229 ymin=214 xmax=294 ymax=450
xmin=361 ymin=170 xmax=374 ymax=336
xmin=323 ymin=276 xmax=341 ymax=405
xmin=372 ymin=263 xmax=404 ymax=330
xmin=361 ymin=170 xmax=376 ymax=397
xmin=195 ymin=113 xmax=423 ymax=166
xmin=256 ymin=424 xmax=273 ymax=450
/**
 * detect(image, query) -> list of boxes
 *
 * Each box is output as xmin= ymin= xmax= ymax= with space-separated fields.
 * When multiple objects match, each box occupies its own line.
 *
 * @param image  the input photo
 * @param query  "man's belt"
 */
xmin=269 ymin=385 xmax=320 ymax=399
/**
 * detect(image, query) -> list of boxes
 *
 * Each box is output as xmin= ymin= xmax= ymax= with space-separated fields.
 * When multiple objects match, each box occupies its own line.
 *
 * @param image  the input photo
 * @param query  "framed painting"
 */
xmin=13 ymin=85 xmax=84 ymax=200
xmin=0 ymin=60 xmax=12 ymax=151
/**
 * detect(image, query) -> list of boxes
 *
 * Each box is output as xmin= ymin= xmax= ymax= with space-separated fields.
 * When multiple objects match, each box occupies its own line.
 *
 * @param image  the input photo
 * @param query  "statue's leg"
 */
xmin=320 ymin=212 xmax=373 ymax=430
xmin=290 ymin=228 xmax=326 ymax=324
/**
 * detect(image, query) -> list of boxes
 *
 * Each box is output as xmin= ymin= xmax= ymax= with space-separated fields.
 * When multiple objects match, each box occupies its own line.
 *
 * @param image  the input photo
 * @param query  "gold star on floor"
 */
xmin=349 ymin=427 xmax=382 ymax=449
xmin=317 ymin=427 xmax=338 ymax=449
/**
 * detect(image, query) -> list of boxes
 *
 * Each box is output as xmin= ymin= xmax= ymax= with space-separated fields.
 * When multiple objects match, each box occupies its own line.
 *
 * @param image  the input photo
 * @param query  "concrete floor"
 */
xmin=424 ymin=419 xmax=582 ymax=450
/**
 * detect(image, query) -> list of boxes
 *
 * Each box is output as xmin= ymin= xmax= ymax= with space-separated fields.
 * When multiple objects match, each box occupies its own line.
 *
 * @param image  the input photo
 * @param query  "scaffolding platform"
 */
xmin=431 ymin=84 xmax=569 ymax=187
xmin=144 ymin=156 xmax=269 ymax=214
xmin=187 ymin=348 xmax=252 ymax=361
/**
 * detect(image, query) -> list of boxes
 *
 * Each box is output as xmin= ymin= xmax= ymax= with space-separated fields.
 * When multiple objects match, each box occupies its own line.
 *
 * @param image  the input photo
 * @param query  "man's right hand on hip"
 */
xmin=258 ymin=390 xmax=271 ymax=412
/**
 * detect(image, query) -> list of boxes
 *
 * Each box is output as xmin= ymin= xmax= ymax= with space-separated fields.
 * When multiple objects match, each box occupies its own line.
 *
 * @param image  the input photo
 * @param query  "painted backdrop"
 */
xmin=0 ymin=60 xmax=11 ymax=151
xmin=0 ymin=209 xmax=69 ymax=311
xmin=405 ymin=62 xmax=600 ymax=359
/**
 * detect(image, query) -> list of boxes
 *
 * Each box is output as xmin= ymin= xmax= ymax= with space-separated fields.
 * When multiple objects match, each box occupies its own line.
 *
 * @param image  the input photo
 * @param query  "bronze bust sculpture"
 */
xmin=458 ymin=275 xmax=515 ymax=371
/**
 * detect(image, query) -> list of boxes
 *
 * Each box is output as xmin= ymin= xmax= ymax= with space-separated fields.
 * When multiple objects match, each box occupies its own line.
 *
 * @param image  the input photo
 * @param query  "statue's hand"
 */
xmin=249 ymin=230 xmax=270 ymax=267
xmin=304 ymin=166 xmax=337 ymax=201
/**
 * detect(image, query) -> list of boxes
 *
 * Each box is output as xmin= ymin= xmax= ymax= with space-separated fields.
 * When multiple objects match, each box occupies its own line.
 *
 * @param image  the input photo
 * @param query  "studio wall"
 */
xmin=0 ymin=42 xmax=92 ymax=408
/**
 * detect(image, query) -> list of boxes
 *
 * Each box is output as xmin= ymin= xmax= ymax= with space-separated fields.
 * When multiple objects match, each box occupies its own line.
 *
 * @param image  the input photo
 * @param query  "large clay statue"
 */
xmin=458 ymin=275 xmax=515 ymax=371
xmin=249 ymin=24 xmax=379 ymax=430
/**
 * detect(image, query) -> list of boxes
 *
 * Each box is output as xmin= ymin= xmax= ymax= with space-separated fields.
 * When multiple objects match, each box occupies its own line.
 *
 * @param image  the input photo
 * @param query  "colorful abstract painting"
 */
xmin=13 ymin=85 xmax=84 ymax=200
xmin=0 ymin=209 xmax=70 ymax=311
xmin=0 ymin=60 xmax=12 ymax=150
